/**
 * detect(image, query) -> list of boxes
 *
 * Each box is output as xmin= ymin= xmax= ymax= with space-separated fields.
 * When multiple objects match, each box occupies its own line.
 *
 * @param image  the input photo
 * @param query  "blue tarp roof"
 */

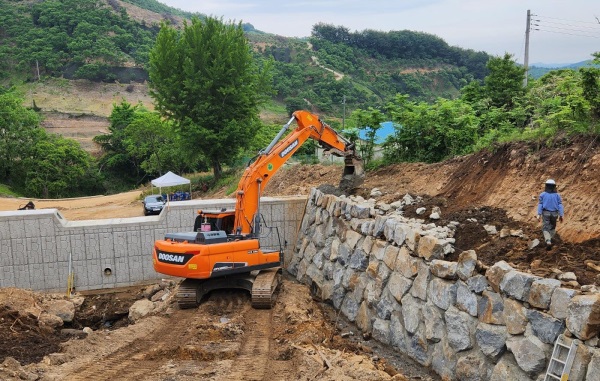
xmin=358 ymin=121 xmax=396 ymax=144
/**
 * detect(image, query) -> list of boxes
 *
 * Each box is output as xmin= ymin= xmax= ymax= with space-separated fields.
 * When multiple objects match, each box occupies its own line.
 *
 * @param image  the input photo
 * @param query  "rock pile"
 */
xmin=288 ymin=188 xmax=600 ymax=380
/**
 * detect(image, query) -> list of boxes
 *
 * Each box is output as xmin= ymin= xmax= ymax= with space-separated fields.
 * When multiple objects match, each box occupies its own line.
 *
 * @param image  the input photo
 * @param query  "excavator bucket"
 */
xmin=339 ymin=155 xmax=365 ymax=194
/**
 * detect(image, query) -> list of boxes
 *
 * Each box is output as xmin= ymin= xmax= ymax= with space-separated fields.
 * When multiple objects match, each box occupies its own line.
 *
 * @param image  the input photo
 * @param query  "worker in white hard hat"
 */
xmin=536 ymin=179 xmax=564 ymax=250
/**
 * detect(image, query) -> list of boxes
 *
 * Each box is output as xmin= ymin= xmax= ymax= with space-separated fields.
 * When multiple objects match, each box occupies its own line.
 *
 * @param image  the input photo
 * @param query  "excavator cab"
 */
xmin=193 ymin=209 xmax=236 ymax=234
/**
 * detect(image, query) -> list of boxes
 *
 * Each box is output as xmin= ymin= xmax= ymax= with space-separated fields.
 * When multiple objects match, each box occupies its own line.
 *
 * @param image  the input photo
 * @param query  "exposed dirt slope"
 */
xmin=264 ymin=137 xmax=600 ymax=244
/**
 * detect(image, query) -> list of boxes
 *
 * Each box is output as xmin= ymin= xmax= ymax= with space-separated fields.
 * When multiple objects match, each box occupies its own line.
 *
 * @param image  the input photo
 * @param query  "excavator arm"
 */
xmin=233 ymin=110 xmax=364 ymax=236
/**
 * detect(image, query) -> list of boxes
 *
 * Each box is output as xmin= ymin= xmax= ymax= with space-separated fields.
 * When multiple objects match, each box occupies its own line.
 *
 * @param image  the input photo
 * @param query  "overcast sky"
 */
xmin=159 ymin=0 xmax=600 ymax=65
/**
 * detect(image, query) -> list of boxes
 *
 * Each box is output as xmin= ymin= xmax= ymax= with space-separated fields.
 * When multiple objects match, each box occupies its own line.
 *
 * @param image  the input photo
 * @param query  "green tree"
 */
xmin=484 ymin=53 xmax=526 ymax=109
xmin=350 ymin=107 xmax=385 ymax=166
xmin=94 ymin=100 xmax=142 ymax=184
xmin=0 ymin=91 xmax=43 ymax=182
xmin=123 ymin=112 xmax=201 ymax=176
xmin=580 ymin=52 xmax=600 ymax=121
xmin=148 ymin=17 xmax=273 ymax=179
xmin=524 ymin=69 xmax=591 ymax=135
xmin=22 ymin=135 xmax=101 ymax=198
xmin=0 ymin=90 xmax=101 ymax=197
xmin=383 ymin=94 xmax=478 ymax=163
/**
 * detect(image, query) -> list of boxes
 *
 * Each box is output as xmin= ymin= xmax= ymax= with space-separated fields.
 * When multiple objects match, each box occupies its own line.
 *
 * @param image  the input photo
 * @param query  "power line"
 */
xmin=533 ymin=28 xmax=600 ymax=39
xmin=534 ymin=14 xmax=600 ymax=25
xmin=532 ymin=23 xmax=600 ymax=36
xmin=531 ymin=14 xmax=600 ymax=39
xmin=534 ymin=18 xmax=600 ymax=31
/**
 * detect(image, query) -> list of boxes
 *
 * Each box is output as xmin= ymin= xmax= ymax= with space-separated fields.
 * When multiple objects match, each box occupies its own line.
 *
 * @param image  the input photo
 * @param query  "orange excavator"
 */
xmin=152 ymin=110 xmax=364 ymax=309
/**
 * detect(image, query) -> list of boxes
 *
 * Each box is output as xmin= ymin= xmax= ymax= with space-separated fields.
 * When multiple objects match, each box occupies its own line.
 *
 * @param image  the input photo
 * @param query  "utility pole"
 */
xmin=524 ymin=9 xmax=531 ymax=87
xmin=342 ymin=95 xmax=346 ymax=130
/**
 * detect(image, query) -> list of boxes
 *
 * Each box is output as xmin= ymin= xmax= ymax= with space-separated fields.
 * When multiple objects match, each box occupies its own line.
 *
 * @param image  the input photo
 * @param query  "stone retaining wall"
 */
xmin=288 ymin=188 xmax=600 ymax=381
xmin=0 ymin=196 xmax=306 ymax=292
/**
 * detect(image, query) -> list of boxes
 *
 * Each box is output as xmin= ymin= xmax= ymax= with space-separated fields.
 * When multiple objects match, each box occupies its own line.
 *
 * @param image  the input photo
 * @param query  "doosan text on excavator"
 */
xmin=152 ymin=110 xmax=364 ymax=309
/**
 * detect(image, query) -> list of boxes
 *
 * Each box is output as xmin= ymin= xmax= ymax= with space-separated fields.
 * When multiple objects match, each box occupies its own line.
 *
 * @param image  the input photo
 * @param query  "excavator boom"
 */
xmin=233 ymin=110 xmax=364 ymax=236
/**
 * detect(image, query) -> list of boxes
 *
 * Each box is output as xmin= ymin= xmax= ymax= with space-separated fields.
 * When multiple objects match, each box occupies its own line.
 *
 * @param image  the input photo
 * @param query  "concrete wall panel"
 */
xmin=0 ymin=196 xmax=306 ymax=292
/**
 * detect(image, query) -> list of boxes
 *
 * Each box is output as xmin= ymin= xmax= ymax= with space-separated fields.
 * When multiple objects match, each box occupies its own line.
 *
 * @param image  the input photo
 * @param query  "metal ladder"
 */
xmin=545 ymin=334 xmax=579 ymax=381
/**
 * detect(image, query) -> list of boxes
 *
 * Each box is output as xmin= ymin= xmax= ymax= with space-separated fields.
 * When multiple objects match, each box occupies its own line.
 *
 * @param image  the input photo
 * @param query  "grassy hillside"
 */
xmin=1 ymin=0 xmax=492 ymax=120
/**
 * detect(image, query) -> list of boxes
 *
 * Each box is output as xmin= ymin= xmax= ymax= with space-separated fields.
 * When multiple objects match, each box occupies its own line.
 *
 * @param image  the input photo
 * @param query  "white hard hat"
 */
xmin=545 ymin=179 xmax=556 ymax=185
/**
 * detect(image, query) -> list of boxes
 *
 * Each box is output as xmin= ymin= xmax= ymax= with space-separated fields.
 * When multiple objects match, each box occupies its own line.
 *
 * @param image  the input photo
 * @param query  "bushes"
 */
xmin=372 ymin=54 xmax=600 ymax=164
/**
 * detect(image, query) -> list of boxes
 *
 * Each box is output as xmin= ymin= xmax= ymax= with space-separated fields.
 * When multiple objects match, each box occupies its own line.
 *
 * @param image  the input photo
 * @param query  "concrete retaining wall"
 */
xmin=0 ymin=196 xmax=306 ymax=292
xmin=288 ymin=188 xmax=600 ymax=381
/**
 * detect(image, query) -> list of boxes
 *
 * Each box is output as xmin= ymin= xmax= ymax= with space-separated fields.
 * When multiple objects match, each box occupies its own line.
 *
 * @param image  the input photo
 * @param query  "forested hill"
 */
xmin=0 ymin=0 xmax=491 ymax=113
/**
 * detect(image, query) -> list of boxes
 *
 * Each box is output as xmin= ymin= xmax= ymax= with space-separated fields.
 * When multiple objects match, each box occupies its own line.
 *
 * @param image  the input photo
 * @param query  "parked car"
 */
xmin=143 ymin=195 xmax=165 ymax=216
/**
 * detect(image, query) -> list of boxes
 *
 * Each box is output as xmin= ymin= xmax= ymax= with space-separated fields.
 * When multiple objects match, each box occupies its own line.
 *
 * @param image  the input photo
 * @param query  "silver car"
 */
xmin=143 ymin=195 xmax=165 ymax=216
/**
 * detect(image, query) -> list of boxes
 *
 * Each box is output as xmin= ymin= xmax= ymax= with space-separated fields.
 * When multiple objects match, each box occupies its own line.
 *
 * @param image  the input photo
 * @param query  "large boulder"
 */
xmin=586 ymin=347 xmax=600 ymax=381
xmin=499 ymin=270 xmax=539 ymax=302
xmin=430 ymin=259 xmax=458 ymax=280
xmin=475 ymin=323 xmax=508 ymax=360
xmin=394 ymin=246 xmax=419 ymax=278
xmin=428 ymin=277 xmax=458 ymax=310
xmin=528 ymin=278 xmax=561 ymax=310
xmin=526 ymin=309 xmax=565 ymax=344
xmin=446 ymin=306 xmax=476 ymax=352
xmin=386 ymin=272 xmax=412 ymax=302
xmin=39 ymin=312 xmax=64 ymax=329
xmin=355 ymin=301 xmax=372 ymax=333
xmin=423 ymin=302 xmax=445 ymax=343
xmin=456 ymin=281 xmax=479 ymax=317
xmin=566 ymin=294 xmax=600 ymax=340
xmin=46 ymin=299 xmax=75 ymax=323
xmin=506 ymin=336 xmax=547 ymax=377
xmin=478 ymin=290 xmax=505 ymax=325
xmin=401 ymin=293 xmax=423 ymax=334
xmin=417 ymin=235 xmax=445 ymax=260
xmin=456 ymin=353 xmax=493 ymax=381
xmin=128 ymin=299 xmax=155 ymax=323
xmin=410 ymin=261 xmax=431 ymax=301
xmin=486 ymin=261 xmax=513 ymax=293
xmin=502 ymin=298 xmax=528 ymax=335
xmin=372 ymin=318 xmax=391 ymax=345
xmin=490 ymin=354 xmax=534 ymax=381
xmin=550 ymin=287 xmax=579 ymax=319
xmin=457 ymin=250 xmax=478 ymax=280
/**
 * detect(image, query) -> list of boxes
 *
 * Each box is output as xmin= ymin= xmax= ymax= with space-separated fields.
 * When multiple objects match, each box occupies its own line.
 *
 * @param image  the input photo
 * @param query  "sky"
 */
xmin=158 ymin=0 xmax=600 ymax=65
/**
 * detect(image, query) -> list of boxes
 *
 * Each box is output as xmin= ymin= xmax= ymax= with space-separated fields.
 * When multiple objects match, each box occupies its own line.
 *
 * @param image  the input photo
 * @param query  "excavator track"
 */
xmin=176 ymin=278 xmax=202 ymax=309
xmin=251 ymin=267 xmax=282 ymax=309
xmin=176 ymin=267 xmax=282 ymax=309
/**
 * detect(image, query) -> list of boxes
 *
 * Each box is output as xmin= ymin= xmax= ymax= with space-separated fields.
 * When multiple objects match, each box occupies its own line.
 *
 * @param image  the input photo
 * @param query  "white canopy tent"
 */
xmin=151 ymin=171 xmax=192 ymax=200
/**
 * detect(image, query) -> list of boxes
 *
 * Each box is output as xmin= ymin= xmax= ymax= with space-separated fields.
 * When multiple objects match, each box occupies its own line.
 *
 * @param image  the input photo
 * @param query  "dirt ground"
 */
xmin=1 ymin=137 xmax=599 ymax=380
xmin=0 ymin=190 xmax=144 ymax=220
xmin=0 ymin=277 xmax=433 ymax=381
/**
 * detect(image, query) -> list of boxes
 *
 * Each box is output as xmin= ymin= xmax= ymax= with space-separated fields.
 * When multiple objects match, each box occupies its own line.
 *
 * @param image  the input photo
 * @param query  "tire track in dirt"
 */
xmin=65 ymin=290 xmax=251 ymax=381
xmin=65 ymin=309 xmax=199 ymax=381
xmin=220 ymin=305 xmax=274 ymax=381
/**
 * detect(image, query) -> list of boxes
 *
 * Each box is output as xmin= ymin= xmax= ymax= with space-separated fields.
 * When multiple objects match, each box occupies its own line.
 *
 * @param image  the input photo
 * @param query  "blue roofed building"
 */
xmin=358 ymin=121 xmax=397 ymax=145
xmin=316 ymin=121 xmax=398 ymax=163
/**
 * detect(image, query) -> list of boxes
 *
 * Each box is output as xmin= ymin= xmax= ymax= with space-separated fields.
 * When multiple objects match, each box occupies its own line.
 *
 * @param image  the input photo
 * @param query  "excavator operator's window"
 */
xmin=194 ymin=214 xmax=236 ymax=234
xmin=220 ymin=215 xmax=235 ymax=234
